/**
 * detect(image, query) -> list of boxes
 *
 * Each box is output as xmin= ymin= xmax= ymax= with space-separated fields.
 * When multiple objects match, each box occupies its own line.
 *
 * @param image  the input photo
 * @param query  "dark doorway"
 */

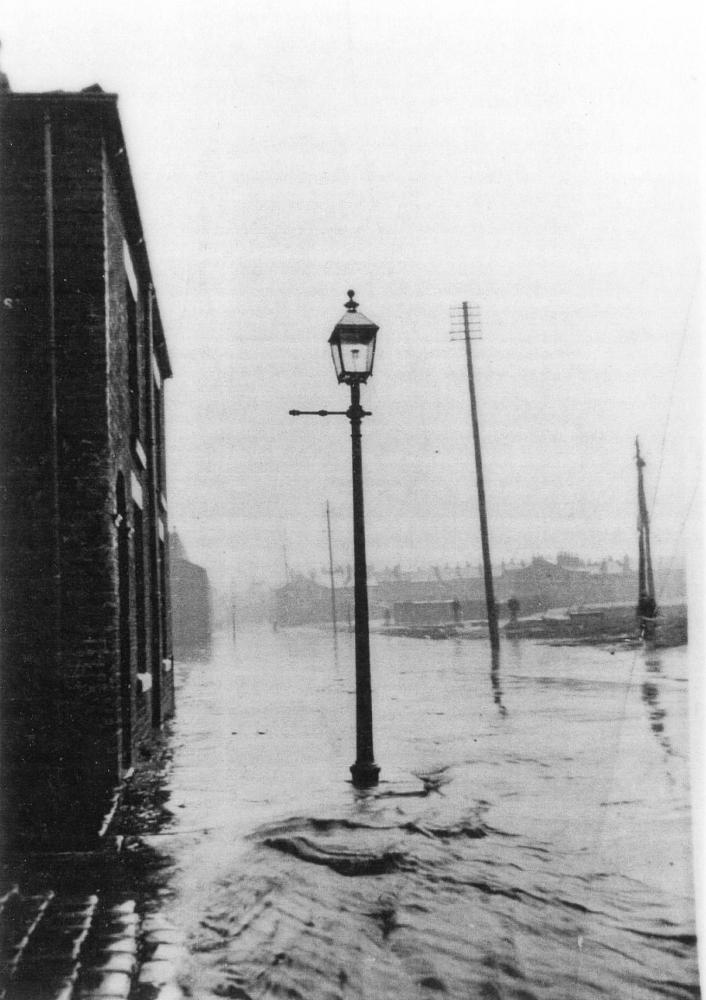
xmin=153 ymin=535 xmax=167 ymax=725
xmin=133 ymin=502 xmax=146 ymax=677
xmin=116 ymin=474 xmax=132 ymax=770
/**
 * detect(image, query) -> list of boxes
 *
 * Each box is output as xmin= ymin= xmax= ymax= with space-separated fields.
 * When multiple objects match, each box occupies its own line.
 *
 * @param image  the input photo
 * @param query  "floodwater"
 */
xmin=132 ymin=625 xmax=700 ymax=999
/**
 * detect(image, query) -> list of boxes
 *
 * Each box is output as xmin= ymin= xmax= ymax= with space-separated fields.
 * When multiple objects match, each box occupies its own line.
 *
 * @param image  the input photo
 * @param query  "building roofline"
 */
xmin=2 ymin=90 xmax=119 ymax=102
xmin=2 ymin=89 xmax=173 ymax=378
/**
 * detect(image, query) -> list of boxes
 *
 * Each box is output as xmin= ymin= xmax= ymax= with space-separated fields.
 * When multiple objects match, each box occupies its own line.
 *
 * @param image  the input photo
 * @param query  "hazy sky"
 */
xmin=3 ymin=0 xmax=701 ymax=593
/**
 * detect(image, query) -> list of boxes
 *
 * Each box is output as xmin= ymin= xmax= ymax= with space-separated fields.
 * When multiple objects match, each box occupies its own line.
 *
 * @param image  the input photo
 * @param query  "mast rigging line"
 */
xmin=649 ymin=271 xmax=698 ymax=521
xmin=655 ymin=468 xmax=700 ymax=603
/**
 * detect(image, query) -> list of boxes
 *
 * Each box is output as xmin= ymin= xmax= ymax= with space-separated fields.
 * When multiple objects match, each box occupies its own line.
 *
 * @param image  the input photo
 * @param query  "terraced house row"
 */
xmin=0 ymin=86 xmax=174 ymax=848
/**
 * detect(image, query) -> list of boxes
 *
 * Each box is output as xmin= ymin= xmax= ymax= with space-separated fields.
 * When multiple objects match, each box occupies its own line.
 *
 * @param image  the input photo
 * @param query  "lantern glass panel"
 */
xmin=330 ymin=341 xmax=344 ymax=381
xmin=330 ymin=329 xmax=376 ymax=382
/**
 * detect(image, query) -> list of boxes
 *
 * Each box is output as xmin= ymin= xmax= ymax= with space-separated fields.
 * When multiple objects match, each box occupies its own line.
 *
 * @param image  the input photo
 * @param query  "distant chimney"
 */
xmin=0 ymin=40 xmax=11 ymax=93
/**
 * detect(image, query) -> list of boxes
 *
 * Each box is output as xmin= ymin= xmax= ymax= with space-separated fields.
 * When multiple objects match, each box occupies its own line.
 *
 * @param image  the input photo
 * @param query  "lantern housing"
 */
xmin=328 ymin=290 xmax=379 ymax=384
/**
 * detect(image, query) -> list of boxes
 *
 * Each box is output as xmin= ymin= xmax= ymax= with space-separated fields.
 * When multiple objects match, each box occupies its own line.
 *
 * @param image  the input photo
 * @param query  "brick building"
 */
xmin=0 ymin=88 xmax=174 ymax=848
xmin=169 ymin=533 xmax=213 ymax=662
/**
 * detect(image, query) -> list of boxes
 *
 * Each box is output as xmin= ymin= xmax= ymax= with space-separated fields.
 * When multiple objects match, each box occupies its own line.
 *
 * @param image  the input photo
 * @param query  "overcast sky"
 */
xmin=2 ymin=0 xmax=701 ymax=593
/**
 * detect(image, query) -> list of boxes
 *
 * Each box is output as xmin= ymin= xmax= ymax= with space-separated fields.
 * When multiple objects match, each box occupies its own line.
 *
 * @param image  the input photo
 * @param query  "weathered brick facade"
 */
xmin=0 ymin=89 xmax=174 ymax=849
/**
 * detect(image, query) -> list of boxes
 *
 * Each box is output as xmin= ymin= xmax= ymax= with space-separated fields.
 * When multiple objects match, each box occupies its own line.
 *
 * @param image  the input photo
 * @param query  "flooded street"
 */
xmin=131 ymin=626 xmax=699 ymax=999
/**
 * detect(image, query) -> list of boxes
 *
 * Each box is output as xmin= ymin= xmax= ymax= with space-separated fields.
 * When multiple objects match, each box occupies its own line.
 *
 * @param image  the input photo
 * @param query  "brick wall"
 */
xmin=52 ymin=103 xmax=121 ymax=825
xmin=0 ymin=100 xmax=65 ymax=846
xmin=0 ymin=93 xmax=174 ymax=849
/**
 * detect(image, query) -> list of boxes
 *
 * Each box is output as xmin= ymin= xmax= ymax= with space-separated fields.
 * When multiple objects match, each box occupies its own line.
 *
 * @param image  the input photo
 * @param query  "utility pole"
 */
xmin=326 ymin=501 xmax=338 ymax=636
xmin=451 ymin=302 xmax=500 ymax=653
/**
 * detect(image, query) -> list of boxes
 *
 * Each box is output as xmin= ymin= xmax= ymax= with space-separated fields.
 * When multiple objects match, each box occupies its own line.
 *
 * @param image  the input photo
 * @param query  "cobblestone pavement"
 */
xmin=0 ymin=846 xmax=185 ymax=1000
xmin=1 ymin=734 xmax=185 ymax=1000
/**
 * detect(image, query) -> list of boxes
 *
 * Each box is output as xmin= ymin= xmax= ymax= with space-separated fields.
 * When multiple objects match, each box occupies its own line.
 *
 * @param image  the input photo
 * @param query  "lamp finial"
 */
xmin=345 ymin=290 xmax=358 ymax=312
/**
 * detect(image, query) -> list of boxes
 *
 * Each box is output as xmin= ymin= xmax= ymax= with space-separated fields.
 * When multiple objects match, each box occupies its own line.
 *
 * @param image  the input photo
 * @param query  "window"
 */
xmin=123 ymin=241 xmax=140 ymax=438
xmin=127 ymin=281 xmax=139 ymax=438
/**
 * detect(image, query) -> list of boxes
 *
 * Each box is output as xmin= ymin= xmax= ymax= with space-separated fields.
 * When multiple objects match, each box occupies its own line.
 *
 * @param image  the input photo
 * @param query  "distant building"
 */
xmin=494 ymin=556 xmax=639 ymax=613
xmin=170 ymin=534 xmax=212 ymax=660
xmin=272 ymin=575 xmax=333 ymax=627
xmin=392 ymin=598 xmax=488 ymax=625
xmin=0 ymin=87 xmax=174 ymax=848
xmin=556 ymin=551 xmax=584 ymax=569
xmin=267 ymin=553 xmax=684 ymax=630
xmin=229 ymin=581 xmax=272 ymax=626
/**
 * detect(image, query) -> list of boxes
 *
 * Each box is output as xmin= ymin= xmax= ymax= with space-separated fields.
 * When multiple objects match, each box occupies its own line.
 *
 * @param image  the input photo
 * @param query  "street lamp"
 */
xmin=290 ymin=290 xmax=380 ymax=788
xmin=328 ymin=295 xmax=378 ymax=383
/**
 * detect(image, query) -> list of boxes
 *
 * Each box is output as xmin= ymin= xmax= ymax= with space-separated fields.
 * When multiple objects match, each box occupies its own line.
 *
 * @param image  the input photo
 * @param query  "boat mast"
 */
xmin=635 ymin=437 xmax=657 ymax=630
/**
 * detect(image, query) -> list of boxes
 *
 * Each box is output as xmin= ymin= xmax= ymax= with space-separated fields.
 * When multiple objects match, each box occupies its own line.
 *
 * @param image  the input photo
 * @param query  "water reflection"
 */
xmin=490 ymin=647 xmax=507 ymax=716
xmin=506 ymin=637 xmax=523 ymax=666
xmin=332 ymin=630 xmax=341 ymax=676
xmin=641 ymin=652 xmax=672 ymax=757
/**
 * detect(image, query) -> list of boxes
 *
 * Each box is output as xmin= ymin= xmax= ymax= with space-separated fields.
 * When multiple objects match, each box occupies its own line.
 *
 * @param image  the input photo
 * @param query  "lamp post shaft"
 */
xmin=292 ymin=292 xmax=380 ymax=787
xmin=348 ymin=382 xmax=379 ymax=787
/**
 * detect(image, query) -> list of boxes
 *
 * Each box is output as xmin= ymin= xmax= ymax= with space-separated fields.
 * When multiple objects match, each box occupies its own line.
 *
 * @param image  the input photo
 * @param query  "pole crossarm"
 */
xmin=289 ymin=408 xmax=347 ymax=417
xmin=289 ymin=408 xmax=371 ymax=418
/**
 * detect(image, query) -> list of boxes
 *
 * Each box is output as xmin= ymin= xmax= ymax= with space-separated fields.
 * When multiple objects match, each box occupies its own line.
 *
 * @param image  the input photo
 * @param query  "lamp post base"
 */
xmin=350 ymin=760 xmax=380 ymax=788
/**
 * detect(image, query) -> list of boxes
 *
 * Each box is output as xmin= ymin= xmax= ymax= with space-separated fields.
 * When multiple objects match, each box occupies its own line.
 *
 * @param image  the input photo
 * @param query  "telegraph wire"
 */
xmin=649 ymin=273 xmax=699 ymax=518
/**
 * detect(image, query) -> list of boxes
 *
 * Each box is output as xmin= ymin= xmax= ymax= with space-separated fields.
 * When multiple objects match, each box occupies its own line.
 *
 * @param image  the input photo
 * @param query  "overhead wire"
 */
xmin=575 ymin=277 xmax=699 ymax=990
xmin=645 ymin=273 xmax=699 ymax=603
xmin=657 ymin=470 xmax=701 ymax=603
xmin=649 ymin=273 xmax=699 ymax=518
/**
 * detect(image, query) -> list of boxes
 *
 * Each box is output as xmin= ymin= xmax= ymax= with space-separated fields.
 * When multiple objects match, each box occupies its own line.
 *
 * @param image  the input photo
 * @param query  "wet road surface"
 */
xmin=124 ymin=625 xmax=699 ymax=999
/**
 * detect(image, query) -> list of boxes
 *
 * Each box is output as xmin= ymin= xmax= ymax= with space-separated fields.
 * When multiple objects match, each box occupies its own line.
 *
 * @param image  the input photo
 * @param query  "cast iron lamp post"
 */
xmin=289 ymin=290 xmax=380 ymax=788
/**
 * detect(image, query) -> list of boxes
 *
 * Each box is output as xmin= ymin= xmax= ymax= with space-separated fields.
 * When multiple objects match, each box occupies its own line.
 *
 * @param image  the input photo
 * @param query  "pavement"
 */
xmin=0 ymin=845 xmax=185 ymax=1000
xmin=1 ymin=735 xmax=186 ymax=1000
